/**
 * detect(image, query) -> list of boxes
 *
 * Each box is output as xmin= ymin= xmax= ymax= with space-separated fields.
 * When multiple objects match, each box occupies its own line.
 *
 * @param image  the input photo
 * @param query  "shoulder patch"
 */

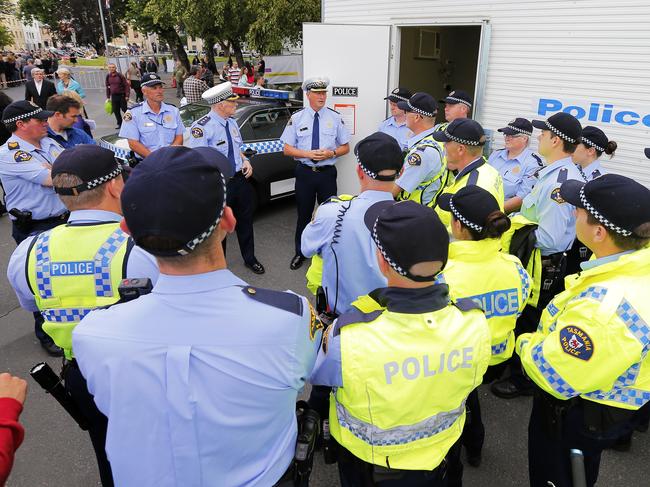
xmin=322 ymin=324 xmax=332 ymax=354
xmin=559 ymin=325 xmax=594 ymax=361
xmin=333 ymin=309 xmax=383 ymax=336
xmin=407 ymin=152 xmax=422 ymax=166
xmin=123 ymin=111 xmax=133 ymax=122
xmin=191 ymin=126 xmax=204 ymax=138
xmin=241 ymin=286 xmax=303 ymax=316
xmin=197 ymin=115 xmax=211 ymax=126
xmin=550 ymin=187 xmax=565 ymax=204
xmin=7 ymin=141 xmax=19 ymax=150
xmin=532 ymin=153 xmax=543 ymax=167
xmin=454 ymin=298 xmax=483 ymax=313
xmin=14 ymin=150 xmax=32 ymax=162
xmin=327 ymin=107 xmax=340 ymax=115
xmin=308 ymin=302 xmax=324 ymax=341
xmin=557 ymin=167 xmax=568 ymax=183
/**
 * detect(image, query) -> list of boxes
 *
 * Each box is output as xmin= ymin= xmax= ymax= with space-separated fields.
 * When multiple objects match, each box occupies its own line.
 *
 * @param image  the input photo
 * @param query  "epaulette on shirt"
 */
xmin=557 ymin=167 xmax=568 ymax=183
xmin=327 ymin=107 xmax=341 ymax=115
xmin=532 ymin=153 xmax=543 ymax=167
xmin=197 ymin=115 xmax=211 ymax=126
xmin=333 ymin=308 xmax=383 ymax=336
xmin=129 ymin=103 xmax=142 ymax=110
xmin=241 ymin=286 xmax=303 ymax=316
xmin=7 ymin=141 xmax=19 ymax=150
xmin=453 ymin=298 xmax=483 ymax=313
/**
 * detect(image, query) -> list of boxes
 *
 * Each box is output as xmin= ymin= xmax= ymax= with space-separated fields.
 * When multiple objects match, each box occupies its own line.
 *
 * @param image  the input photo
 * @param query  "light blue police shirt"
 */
xmin=519 ymin=157 xmax=586 ymax=255
xmin=187 ymin=110 xmax=244 ymax=171
xmin=378 ymin=116 xmax=412 ymax=152
xmin=72 ymin=269 xmax=321 ymax=487
xmin=487 ymin=148 xmax=541 ymax=200
xmin=301 ymin=190 xmax=392 ymax=315
xmin=395 ymin=127 xmax=445 ymax=205
xmin=0 ymin=134 xmax=67 ymax=220
xmin=581 ymin=159 xmax=607 ymax=181
xmin=6 ymin=209 xmax=159 ymax=312
xmin=280 ymin=105 xmax=351 ymax=167
xmin=119 ymin=100 xmax=184 ymax=152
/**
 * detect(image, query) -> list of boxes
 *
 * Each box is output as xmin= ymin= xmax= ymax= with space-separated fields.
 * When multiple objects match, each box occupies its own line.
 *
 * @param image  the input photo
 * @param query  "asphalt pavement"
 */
xmin=0 ymin=72 xmax=648 ymax=486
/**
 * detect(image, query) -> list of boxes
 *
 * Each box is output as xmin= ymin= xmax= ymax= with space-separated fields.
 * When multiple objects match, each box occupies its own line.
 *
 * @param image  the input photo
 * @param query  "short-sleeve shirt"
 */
xmin=0 ymin=134 xmax=66 ymax=220
xmin=582 ymin=159 xmax=607 ymax=181
xmin=487 ymin=148 xmax=542 ymax=200
xmin=187 ymin=111 xmax=244 ymax=171
xmin=280 ymin=106 xmax=351 ymax=167
xmin=119 ymin=100 xmax=184 ymax=152
xmin=395 ymin=127 xmax=444 ymax=200
xmin=378 ymin=116 xmax=412 ymax=152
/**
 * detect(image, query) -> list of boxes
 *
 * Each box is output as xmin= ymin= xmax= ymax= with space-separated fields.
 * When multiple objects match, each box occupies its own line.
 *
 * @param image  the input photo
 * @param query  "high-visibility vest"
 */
xmin=330 ymin=292 xmax=491 ymax=470
xmin=26 ymin=222 xmax=131 ymax=359
xmin=501 ymin=214 xmax=542 ymax=308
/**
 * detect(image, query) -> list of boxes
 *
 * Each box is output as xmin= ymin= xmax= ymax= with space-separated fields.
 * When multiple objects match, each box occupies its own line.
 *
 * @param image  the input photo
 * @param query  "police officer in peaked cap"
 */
xmin=378 ymin=87 xmax=413 ymax=151
xmin=435 ymin=89 xmax=473 ymax=132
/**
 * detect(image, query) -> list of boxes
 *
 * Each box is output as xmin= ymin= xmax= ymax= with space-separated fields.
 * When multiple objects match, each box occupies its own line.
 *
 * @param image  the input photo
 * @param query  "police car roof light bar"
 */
xmin=232 ymin=86 xmax=292 ymax=101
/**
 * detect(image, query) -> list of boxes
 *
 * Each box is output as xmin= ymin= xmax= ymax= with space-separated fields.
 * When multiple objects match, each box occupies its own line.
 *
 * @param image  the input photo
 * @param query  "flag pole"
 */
xmin=97 ymin=0 xmax=110 ymax=58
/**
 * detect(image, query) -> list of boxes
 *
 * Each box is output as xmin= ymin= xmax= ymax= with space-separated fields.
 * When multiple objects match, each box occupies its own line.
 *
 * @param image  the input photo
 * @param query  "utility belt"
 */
xmin=540 ymin=251 xmax=567 ymax=293
xmin=300 ymin=162 xmax=333 ymax=173
xmin=315 ymin=286 xmax=339 ymax=326
xmin=9 ymin=208 xmax=68 ymax=233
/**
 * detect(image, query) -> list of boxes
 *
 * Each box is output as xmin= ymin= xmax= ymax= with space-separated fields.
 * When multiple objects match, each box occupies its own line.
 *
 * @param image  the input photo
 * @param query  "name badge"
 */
xmin=144 ymin=122 xmax=155 ymax=127
xmin=299 ymin=126 xmax=309 ymax=132
xmin=217 ymin=140 xmax=226 ymax=146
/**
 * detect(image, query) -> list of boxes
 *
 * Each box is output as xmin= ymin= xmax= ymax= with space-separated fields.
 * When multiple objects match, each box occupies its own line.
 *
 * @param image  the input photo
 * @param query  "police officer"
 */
xmin=119 ymin=72 xmax=184 ymax=160
xmin=311 ymin=200 xmax=490 ymax=487
xmin=393 ymin=92 xmax=449 ymax=207
xmin=377 ymin=87 xmax=413 ymax=151
xmin=188 ymin=82 xmax=265 ymax=274
xmin=281 ymin=76 xmax=351 ymax=270
xmin=0 ymin=100 xmax=68 ymax=356
xmin=488 ymin=118 xmax=542 ymax=213
xmin=72 ymin=146 xmax=321 ymax=487
xmin=7 ymin=145 xmax=159 ymax=487
xmin=436 ymin=186 xmax=531 ymax=474
xmin=492 ymin=112 xmax=586 ymax=399
xmin=435 ymin=89 xmax=473 ymax=132
xmin=572 ymin=125 xmax=616 ymax=181
xmin=517 ymin=174 xmax=650 ymax=487
xmin=433 ymin=118 xmax=504 ymax=228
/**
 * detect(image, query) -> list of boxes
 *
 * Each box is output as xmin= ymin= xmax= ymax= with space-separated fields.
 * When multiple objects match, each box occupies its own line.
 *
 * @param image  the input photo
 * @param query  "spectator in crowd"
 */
xmin=5 ymin=55 xmax=17 ymax=84
xmin=138 ymin=57 xmax=147 ymax=76
xmin=0 ymin=92 xmax=13 ymax=145
xmin=0 ymin=373 xmax=27 ymax=486
xmin=55 ymin=67 xmax=86 ymax=99
xmin=254 ymin=73 xmax=265 ymax=88
xmin=0 ymin=57 xmax=7 ymax=90
xmin=105 ymin=63 xmax=129 ymax=129
xmin=192 ymin=56 xmax=199 ymax=66
xmin=172 ymin=60 xmax=188 ymax=98
xmin=22 ymin=59 xmax=35 ymax=82
xmin=41 ymin=55 xmax=52 ymax=75
xmin=238 ymin=64 xmax=255 ymax=87
xmin=228 ymin=60 xmax=241 ymax=85
xmin=62 ymin=90 xmax=93 ymax=138
xmin=146 ymin=57 xmax=158 ymax=73
xmin=24 ymin=68 xmax=56 ymax=110
xmin=257 ymin=57 xmax=265 ymax=75
xmin=200 ymin=62 xmax=214 ymax=88
xmin=127 ymin=61 xmax=143 ymax=102
xmin=46 ymin=94 xmax=95 ymax=148
xmin=183 ymin=65 xmax=209 ymax=104
xmin=33 ymin=56 xmax=42 ymax=68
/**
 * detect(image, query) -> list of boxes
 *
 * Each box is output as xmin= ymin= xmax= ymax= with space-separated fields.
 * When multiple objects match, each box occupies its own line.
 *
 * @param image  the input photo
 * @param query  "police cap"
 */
xmin=364 ymin=200 xmax=449 ymax=282
xmin=51 ymin=145 xmax=123 ymax=196
xmin=302 ymin=76 xmax=330 ymax=92
xmin=121 ymin=146 xmax=232 ymax=256
xmin=141 ymin=72 xmax=165 ymax=87
xmin=2 ymin=100 xmax=53 ymax=125
xmin=397 ymin=92 xmax=437 ymax=118
xmin=354 ymin=132 xmax=403 ymax=181
xmin=437 ymin=186 xmax=504 ymax=234
xmin=432 ymin=118 xmax=487 ymax=146
xmin=439 ymin=90 xmax=473 ymax=108
xmin=580 ymin=126 xmax=609 ymax=153
xmin=532 ymin=112 xmax=582 ymax=144
xmin=202 ymin=82 xmax=239 ymax=105
xmin=645 ymin=148 xmax=650 ymax=159
xmin=384 ymin=87 xmax=412 ymax=103
xmin=560 ymin=174 xmax=650 ymax=238
xmin=497 ymin=118 xmax=533 ymax=137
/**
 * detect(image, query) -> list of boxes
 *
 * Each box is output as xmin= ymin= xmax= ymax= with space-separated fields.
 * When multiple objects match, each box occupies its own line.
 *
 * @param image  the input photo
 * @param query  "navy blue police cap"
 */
xmin=397 ymin=92 xmax=437 ymax=118
xmin=437 ymin=186 xmax=506 ymax=234
xmin=364 ymin=200 xmax=449 ymax=281
xmin=560 ymin=174 xmax=650 ymax=238
xmin=439 ymin=90 xmax=473 ymax=108
xmin=532 ymin=112 xmax=582 ymax=144
xmin=384 ymin=87 xmax=412 ymax=103
xmin=497 ymin=118 xmax=533 ymax=137
xmin=432 ymin=118 xmax=486 ymax=146
xmin=2 ymin=100 xmax=54 ymax=125
xmin=645 ymin=148 xmax=650 ymax=159
xmin=121 ymin=146 xmax=231 ymax=256
xmin=580 ymin=126 xmax=609 ymax=153
xmin=354 ymin=132 xmax=403 ymax=181
xmin=141 ymin=72 xmax=165 ymax=87
xmin=52 ymin=145 xmax=123 ymax=196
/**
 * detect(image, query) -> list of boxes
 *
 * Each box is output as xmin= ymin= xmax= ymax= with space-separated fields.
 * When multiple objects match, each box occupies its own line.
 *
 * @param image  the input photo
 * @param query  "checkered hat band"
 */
xmin=581 ymin=137 xmax=606 ymax=153
xmin=449 ymin=199 xmax=483 ymax=233
xmin=444 ymin=129 xmax=481 ymax=146
xmin=407 ymin=100 xmax=434 ymax=118
xmin=390 ymin=94 xmax=409 ymax=102
xmin=3 ymin=107 xmax=43 ymax=124
xmin=207 ymin=89 xmax=235 ymax=104
xmin=546 ymin=120 xmax=576 ymax=144
xmin=142 ymin=80 xmax=163 ymax=87
xmin=372 ymin=220 xmax=407 ymax=277
xmin=179 ymin=173 xmax=228 ymax=254
xmin=357 ymin=158 xmax=377 ymax=179
xmin=507 ymin=125 xmax=532 ymax=137
xmin=579 ymin=187 xmax=632 ymax=237
xmin=446 ymin=97 xmax=471 ymax=107
xmin=85 ymin=165 xmax=123 ymax=190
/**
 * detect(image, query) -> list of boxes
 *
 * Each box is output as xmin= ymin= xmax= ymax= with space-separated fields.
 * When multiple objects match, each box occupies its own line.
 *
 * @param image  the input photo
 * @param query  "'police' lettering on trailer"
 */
xmin=384 ymin=347 xmax=474 ymax=384
xmin=50 ymin=261 xmax=95 ymax=277
xmin=466 ymin=289 xmax=519 ymax=319
xmin=537 ymin=98 xmax=650 ymax=128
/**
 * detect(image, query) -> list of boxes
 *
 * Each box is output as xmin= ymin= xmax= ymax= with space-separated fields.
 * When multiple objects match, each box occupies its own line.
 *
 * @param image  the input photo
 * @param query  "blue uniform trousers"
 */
xmin=224 ymin=172 xmax=256 ymax=266
xmin=294 ymin=163 xmax=337 ymax=255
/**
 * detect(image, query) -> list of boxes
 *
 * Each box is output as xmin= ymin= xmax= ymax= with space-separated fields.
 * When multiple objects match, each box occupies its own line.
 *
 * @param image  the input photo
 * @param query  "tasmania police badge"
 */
xmin=550 ymin=187 xmax=565 ymax=204
xmin=559 ymin=325 xmax=594 ymax=361
xmin=13 ymin=150 xmax=32 ymax=162
xmin=191 ymin=127 xmax=204 ymax=138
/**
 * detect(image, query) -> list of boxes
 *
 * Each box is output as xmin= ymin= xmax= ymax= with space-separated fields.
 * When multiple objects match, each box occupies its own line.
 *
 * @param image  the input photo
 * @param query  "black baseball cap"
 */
xmin=560 ymin=174 xmax=650 ymax=238
xmin=384 ymin=87 xmax=412 ymax=103
xmin=121 ymin=146 xmax=232 ymax=256
xmin=354 ymin=132 xmax=403 ymax=181
xmin=580 ymin=126 xmax=608 ymax=153
xmin=364 ymin=200 xmax=449 ymax=281
xmin=2 ymin=100 xmax=54 ymax=125
xmin=52 ymin=145 xmax=123 ymax=196
xmin=432 ymin=118 xmax=486 ymax=146
xmin=497 ymin=118 xmax=533 ymax=137
xmin=532 ymin=112 xmax=582 ymax=144
xmin=439 ymin=90 xmax=473 ymax=108
xmin=397 ymin=92 xmax=437 ymax=118
xmin=437 ymin=186 xmax=504 ymax=233
xmin=141 ymin=72 xmax=165 ymax=87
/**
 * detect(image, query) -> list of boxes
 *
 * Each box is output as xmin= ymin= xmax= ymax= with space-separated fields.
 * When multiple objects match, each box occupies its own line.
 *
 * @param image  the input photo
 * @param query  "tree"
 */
xmin=0 ymin=0 xmax=15 ymax=48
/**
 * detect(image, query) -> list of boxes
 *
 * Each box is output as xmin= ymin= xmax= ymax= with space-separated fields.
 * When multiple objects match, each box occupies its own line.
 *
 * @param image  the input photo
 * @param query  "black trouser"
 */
xmin=336 ymin=439 xmax=450 ymax=487
xmin=11 ymin=216 xmax=67 ymax=345
xmin=528 ymin=393 xmax=637 ymax=487
xmin=64 ymin=361 xmax=114 ymax=487
xmin=224 ymin=173 xmax=256 ymax=265
xmin=294 ymin=163 xmax=337 ymax=255
xmin=111 ymin=93 xmax=127 ymax=126
xmin=130 ymin=80 xmax=143 ymax=102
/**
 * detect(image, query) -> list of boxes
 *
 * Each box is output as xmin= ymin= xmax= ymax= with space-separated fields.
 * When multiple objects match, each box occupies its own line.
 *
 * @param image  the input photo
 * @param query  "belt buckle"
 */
xmin=311 ymin=166 xmax=318 ymax=172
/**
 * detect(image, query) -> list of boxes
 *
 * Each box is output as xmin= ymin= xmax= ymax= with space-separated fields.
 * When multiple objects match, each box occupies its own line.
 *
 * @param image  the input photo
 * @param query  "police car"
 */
xmin=98 ymin=86 xmax=303 ymax=208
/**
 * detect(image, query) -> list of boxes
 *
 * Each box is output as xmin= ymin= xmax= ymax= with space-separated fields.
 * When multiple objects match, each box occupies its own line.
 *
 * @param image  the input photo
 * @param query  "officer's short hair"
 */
xmin=139 ymin=231 xmax=219 ymax=266
xmin=549 ymin=132 xmax=577 ymax=154
xmin=52 ymin=173 xmax=112 ymax=210
xmin=46 ymin=94 xmax=81 ymax=115
xmin=586 ymin=213 xmax=650 ymax=250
